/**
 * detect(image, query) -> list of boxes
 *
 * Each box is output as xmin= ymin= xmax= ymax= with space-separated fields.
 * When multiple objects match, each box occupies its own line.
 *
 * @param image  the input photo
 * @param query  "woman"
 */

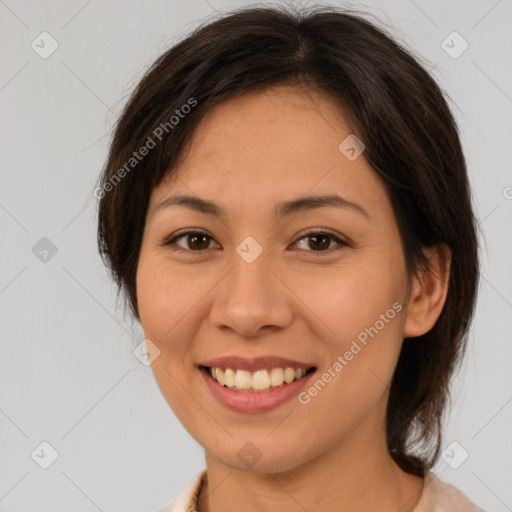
xmin=95 ymin=5 xmax=484 ymax=511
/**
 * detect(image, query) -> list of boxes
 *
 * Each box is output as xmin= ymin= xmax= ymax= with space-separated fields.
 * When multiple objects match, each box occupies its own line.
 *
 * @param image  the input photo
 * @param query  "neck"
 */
xmin=196 ymin=422 xmax=424 ymax=512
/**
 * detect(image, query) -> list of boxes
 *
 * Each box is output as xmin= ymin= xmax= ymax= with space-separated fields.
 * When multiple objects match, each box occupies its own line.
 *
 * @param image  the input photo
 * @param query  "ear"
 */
xmin=403 ymin=243 xmax=451 ymax=338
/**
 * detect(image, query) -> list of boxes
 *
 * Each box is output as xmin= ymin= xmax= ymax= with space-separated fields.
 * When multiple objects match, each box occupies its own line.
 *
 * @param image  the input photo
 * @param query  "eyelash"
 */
xmin=161 ymin=228 xmax=350 ymax=256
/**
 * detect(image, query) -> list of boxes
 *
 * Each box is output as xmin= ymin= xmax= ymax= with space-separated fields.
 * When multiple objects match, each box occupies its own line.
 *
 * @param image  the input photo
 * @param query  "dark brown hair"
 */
xmin=96 ymin=4 xmax=479 ymax=476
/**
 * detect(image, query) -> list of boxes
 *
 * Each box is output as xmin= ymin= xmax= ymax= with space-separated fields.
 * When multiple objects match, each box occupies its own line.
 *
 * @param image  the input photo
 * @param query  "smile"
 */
xmin=204 ymin=366 xmax=315 ymax=392
xmin=198 ymin=361 xmax=317 ymax=413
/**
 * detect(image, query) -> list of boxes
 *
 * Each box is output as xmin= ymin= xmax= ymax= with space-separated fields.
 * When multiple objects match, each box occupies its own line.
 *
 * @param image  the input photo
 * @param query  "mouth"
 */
xmin=197 ymin=355 xmax=318 ymax=412
xmin=200 ymin=365 xmax=317 ymax=393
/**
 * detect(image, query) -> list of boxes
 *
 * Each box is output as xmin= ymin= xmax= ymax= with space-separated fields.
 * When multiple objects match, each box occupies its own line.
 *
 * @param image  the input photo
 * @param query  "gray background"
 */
xmin=1 ymin=0 xmax=511 ymax=510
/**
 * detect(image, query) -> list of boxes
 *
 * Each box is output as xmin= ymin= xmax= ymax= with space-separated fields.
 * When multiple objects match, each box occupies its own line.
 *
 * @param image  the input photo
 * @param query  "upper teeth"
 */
xmin=210 ymin=367 xmax=309 ymax=392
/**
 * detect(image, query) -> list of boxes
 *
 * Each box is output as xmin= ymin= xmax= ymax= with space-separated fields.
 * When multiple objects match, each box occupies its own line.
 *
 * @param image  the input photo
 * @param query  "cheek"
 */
xmin=291 ymin=257 xmax=406 ymax=411
xmin=136 ymin=255 xmax=207 ymax=420
xmin=296 ymin=315 xmax=404 ymax=439
xmin=290 ymin=257 xmax=405 ymax=346
xmin=136 ymin=254 xmax=207 ymax=343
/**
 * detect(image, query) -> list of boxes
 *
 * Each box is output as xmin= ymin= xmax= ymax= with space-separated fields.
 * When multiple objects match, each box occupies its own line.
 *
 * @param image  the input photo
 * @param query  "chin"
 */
xmin=206 ymin=438 xmax=310 ymax=475
xmin=222 ymin=455 xmax=304 ymax=474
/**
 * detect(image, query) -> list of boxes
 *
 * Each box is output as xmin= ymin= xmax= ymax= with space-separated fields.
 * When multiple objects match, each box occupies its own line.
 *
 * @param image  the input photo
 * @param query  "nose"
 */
xmin=209 ymin=248 xmax=293 ymax=337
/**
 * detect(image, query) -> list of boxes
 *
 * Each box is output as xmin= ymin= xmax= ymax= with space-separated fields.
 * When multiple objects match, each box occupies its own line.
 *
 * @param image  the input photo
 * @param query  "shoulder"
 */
xmin=154 ymin=469 xmax=207 ymax=512
xmin=413 ymin=471 xmax=486 ymax=512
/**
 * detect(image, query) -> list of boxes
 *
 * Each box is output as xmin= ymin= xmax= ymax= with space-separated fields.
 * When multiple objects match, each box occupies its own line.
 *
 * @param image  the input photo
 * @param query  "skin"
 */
xmin=136 ymin=85 xmax=451 ymax=512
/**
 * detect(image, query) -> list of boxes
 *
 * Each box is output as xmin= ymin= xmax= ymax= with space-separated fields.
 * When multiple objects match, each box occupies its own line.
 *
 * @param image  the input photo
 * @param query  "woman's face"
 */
xmin=136 ymin=85 xmax=417 ymax=473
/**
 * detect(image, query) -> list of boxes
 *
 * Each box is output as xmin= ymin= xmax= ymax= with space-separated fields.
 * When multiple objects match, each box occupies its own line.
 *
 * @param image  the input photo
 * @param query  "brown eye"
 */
xmin=162 ymin=230 xmax=218 ymax=252
xmin=294 ymin=231 xmax=347 ymax=253
xmin=305 ymin=234 xmax=331 ymax=251
xmin=162 ymin=229 xmax=348 ymax=255
xmin=183 ymin=233 xmax=211 ymax=250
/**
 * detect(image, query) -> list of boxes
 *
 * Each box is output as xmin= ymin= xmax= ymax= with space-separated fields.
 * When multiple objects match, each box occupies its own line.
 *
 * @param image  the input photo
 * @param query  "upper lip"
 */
xmin=199 ymin=356 xmax=316 ymax=372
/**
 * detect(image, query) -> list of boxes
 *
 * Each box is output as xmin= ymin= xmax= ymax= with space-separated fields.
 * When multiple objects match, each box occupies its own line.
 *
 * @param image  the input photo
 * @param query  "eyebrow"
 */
xmin=153 ymin=193 xmax=369 ymax=219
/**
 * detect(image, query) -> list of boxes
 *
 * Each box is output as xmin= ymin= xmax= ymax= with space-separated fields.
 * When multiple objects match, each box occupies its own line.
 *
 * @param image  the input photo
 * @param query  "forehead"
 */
xmin=149 ymin=85 xmax=388 ymax=220
xmin=177 ymin=85 xmax=350 ymax=172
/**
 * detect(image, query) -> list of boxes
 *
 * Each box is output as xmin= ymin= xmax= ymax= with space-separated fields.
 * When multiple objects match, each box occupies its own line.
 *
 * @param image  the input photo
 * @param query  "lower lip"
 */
xmin=199 ymin=366 xmax=316 ymax=413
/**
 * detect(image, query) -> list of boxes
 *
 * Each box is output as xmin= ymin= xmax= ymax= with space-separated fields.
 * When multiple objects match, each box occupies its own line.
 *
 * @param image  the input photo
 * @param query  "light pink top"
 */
xmin=155 ymin=469 xmax=486 ymax=512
